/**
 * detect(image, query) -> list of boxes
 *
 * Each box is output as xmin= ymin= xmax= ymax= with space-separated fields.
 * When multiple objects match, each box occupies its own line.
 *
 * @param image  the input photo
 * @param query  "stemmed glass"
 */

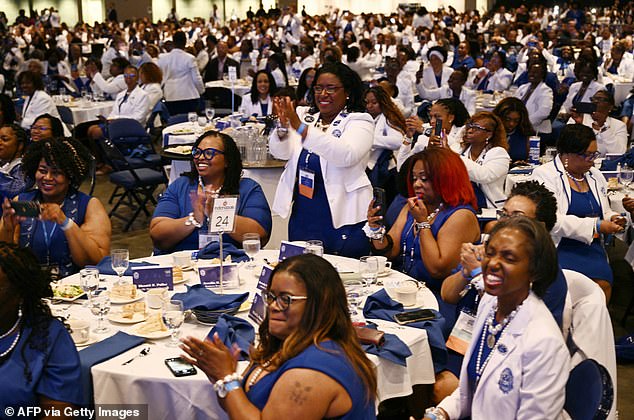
xmin=91 ymin=295 xmax=111 ymax=334
xmin=205 ymin=107 xmax=215 ymax=124
xmin=359 ymin=256 xmax=379 ymax=294
xmin=344 ymin=279 xmax=364 ymax=318
xmin=242 ymin=233 xmax=261 ymax=270
xmin=163 ymin=300 xmax=185 ymax=347
xmin=304 ymin=240 xmax=324 ymax=256
xmin=111 ymin=249 xmax=129 ymax=285
xmin=620 ymin=164 xmax=633 ymax=194
xmin=79 ymin=267 xmax=100 ymax=307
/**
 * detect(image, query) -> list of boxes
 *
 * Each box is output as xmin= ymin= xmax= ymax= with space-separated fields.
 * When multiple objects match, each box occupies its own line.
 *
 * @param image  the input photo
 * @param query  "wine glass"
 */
xmin=79 ymin=267 xmax=100 ymax=307
xmin=359 ymin=256 xmax=379 ymax=293
xmin=205 ymin=107 xmax=215 ymax=123
xmin=620 ymin=164 xmax=633 ymax=194
xmin=242 ymin=233 xmax=261 ymax=270
xmin=111 ymin=249 xmax=129 ymax=285
xmin=304 ymin=240 xmax=324 ymax=257
xmin=343 ymin=279 xmax=364 ymax=318
xmin=91 ymin=295 xmax=111 ymax=334
xmin=187 ymin=112 xmax=198 ymax=126
xmin=163 ymin=300 xmax=185 ymax=347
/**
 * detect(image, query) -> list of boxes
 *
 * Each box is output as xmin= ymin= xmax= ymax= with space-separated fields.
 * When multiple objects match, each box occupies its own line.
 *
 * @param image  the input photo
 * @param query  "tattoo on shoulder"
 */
xmin=289 ymin=381 xmax=312 ymax=406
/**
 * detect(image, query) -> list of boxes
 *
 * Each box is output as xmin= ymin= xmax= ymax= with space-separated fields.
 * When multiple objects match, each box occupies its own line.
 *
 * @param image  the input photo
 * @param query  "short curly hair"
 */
xmin=508 ymin=180 xmax=558 ymax=232
xmin=22 ymin=137 xmax=92 ymax=189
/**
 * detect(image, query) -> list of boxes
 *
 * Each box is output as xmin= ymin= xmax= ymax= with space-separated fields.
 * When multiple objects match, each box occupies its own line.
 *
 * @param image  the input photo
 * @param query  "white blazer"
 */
xmin=355 ymin=51 xmax=382 ymax=82
xmin=141 ymin=83 xmax=163 ymax=111
xmin=416 ymin=85 xmax=477 ymax=115
xmin=454 ymin=144 xmax=510 ymax=208
xmin=438 ymin=292 xmax=570 ymax=419
xmin=240 ymin=95 xmax=272 ymax=117
xmin=158 ymin=48 xmax=205 ymax=102
xmin=90 ymin=72 xmax=126 ymax=97
xmin=108 ymin=86 xmax=151 ymax=124
xmin=562 ymin=81 xmax=606 ymax=113
xmin=514 ymin=81 xmax=553 ymax=134
xmin=467 ymin=67 xmax=513 ymax=91
xmin=396 ymin=125 xmax=465 ymax=170
xmin=418 ymin=66 xmax=453 ymax=90
xmin=368 ymin=114 xmax=404 ymax=171
xmin=530 ymin=155 xmax=617 ymax=245
xmin=569 ymin=114 xmax=628 ymax=156
xmin=20 ymin=90 xmax=61 ymax=130
xmin=269 ymin=107 xmax=374 ymax=228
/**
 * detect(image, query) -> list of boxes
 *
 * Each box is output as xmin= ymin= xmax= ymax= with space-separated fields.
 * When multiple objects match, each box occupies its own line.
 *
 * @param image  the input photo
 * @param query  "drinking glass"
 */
xmin=620 ymin=164 xmax=633 ymax=193
xmin=242 ymin=233 xmax=261 ymax=269
xmin=205 ymin=107 xmax=215 ymax=123
xmin=111 ymin=249 xmax=129 ymax=285
xmin=91 ymin=295 xmax=111 ymax=333
xmin=359 ymin=256 xmax=379 ymax=293
xmin=187 ymin=112 xmax=198 ymax=126
xmin=305 ymin=240 xmax=324 ymax=257
xmin=343 ymin=279 xmax=364 ymax=318
xmin=79 ymin=267 xmax=100 ymax=307
xmin=163 ymin=300 xmax=184 ymax=347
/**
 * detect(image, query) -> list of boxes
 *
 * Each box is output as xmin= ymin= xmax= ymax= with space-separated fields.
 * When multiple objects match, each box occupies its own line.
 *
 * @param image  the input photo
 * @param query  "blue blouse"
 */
xmin=0 ymin=318 xmax=82 ymax=410
xmin=246 ymin=341 xmax=376 ymax=419
xmin=152 ymin=177 xmax=272 ymax=254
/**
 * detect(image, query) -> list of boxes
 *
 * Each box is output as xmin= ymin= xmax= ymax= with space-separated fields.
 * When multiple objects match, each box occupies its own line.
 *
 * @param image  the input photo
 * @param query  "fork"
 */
xmin=121 ymin=346 xmax=151 ymax=365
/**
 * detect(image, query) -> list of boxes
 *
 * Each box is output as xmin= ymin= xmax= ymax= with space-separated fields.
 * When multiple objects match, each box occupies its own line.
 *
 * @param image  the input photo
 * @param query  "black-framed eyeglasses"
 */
xmin=576 ymin=151 xmax=601 ymax=161
xmin=466 ymin=122 xmax=492 ymax=132
xmin=313 ymin=85 xmax=344 ymax=95
xmin=192 ymin=147 xmax=225 ymax=160
xmin=262 ymin=290 xmax=307 ymax=311
xmin=496 ymin=209 xmax=527 ymax=220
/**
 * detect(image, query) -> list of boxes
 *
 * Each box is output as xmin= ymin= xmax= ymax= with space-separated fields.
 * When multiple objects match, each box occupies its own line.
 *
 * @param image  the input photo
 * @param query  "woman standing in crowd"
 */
xmin=241 ymin=70 xmax=277 ymax=117
xmin=513 ymin=61 xmax=553 ymax=136
xmin=181 ymin=254 xmax=377 ymax=419
xmin=139 ymin=62 xmax=164 ymax=111
xmin=270 ymin=62 xmax=374 ymax=258
xmin=493 ymin=98 xmax=534 ymax=165
xmin=0 ymin=138 xmax=111 ymax=279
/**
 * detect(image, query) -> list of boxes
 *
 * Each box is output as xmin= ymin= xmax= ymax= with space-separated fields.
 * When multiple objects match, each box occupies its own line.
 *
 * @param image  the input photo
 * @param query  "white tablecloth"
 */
xmin=57 ymin=101 xmax=115 ymax=125
xmin=204 ymin=80 xmax=251 ymax=97
xmin=57 ymin=250 xmax=438 ymax=419
xmin=162 ymin=122 xmax=202 ymax=183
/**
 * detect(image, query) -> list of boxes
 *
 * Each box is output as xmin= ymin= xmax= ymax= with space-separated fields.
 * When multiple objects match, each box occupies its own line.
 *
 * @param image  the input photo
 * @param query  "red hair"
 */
xmin=406 ymin=148 xmax=478 ymax=210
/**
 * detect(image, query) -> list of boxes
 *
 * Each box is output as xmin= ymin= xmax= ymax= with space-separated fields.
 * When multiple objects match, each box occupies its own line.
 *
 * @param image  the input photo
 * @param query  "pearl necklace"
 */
xmin=0 ymin=306 xmax=22 ymax=340
xmin=198 ymin=177 xmax=222 ymax=197
xmin=564 ymin=169 xmax=586 ymax=183
xmin=247 ymin=359 xmax=273 ymax=389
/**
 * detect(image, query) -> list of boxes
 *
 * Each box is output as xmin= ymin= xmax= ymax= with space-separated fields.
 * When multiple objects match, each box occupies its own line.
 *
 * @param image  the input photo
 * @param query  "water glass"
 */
xmin=359 ymin=256 xmax=379 ymax=293
xmin=343 ymin=279 xmax=364 ymax=318
xmin=242 ymin=233 xmax=261 ymax=269
xmin=79 ymin=267 xmax=100 ymax=307
xmin=305 ymin=240 xmax=324 ymax=257
xmin=111 ymin=249 xmax=129 ymax=285
xmin=205 ymin=107 xmax=215 ymax=123
xmin=620 ymin=164 xmax=633 ymax=193
xmin=188 ymin=112 xmax=198 ymax=126
xmin=90 ymin=295 xmax=111 ymax=334
xmin=163 ymin=300 xmax=184 ymax=347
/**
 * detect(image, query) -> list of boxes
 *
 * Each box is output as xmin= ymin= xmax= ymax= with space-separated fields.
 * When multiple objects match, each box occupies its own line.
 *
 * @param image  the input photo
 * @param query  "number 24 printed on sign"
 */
xmin=208 ymin=196 xmax=238 ymax=233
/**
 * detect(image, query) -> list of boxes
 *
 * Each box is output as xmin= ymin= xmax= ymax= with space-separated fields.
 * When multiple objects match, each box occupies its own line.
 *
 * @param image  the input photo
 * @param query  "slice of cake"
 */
xmin=135 ymin=313 xmax=168 ymax=335
xmin=111 ymin=284 xmax=138 ymax=300
xmin=173 ymin=266 xmax=183 ymax=283
xmin=121 ymin=301 xmax=146 ymax=319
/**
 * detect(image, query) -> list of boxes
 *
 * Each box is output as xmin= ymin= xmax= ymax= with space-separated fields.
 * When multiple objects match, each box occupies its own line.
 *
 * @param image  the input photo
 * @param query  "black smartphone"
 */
xmin=574 ymin=102 xmax=597 ymax=114
xmin=372 ymin=187 xmax=387 ymax=224
xmin=164 ymin=357 xmax=197 ymax=377
xmin=393 ymin=309 xmax=436 ymax=325
xmin=10 ymin=201 xmax=40 ymax=218
xmin=434 ymin=118 xmax=443 ymax=136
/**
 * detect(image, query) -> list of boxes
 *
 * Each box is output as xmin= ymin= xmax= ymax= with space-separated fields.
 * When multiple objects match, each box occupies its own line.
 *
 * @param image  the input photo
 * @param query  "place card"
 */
xmin=198 ymin=263 xmax=239 ymax=288
xmin=278 ymin=241 xmax=306 ymax=261
xmin=256 ymin=265 xmax=274 ymax=291
xmin=248 ymin=293 xmax=266 ymax=325
xmin=132 ymin=266 xmax=174 ymax=291
xmin=208 ymin=196 xmax=238 ymax=233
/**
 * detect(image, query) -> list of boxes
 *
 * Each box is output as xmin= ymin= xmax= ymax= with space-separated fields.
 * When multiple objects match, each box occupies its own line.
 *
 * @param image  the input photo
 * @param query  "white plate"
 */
xmin=339 ymin=270 xmax=393 ymax=281
xmin=108 ymin=311 xmax=148 ymax=324
xmin=110 ymin=291 xmax=145 ymax=305
xmin=74 ymin=335 xmax=101 ymax=347
xmin=52 ymin=284 xmax=86 ymax=301
xmin=129 ymin=324 xmax=171 ymax=339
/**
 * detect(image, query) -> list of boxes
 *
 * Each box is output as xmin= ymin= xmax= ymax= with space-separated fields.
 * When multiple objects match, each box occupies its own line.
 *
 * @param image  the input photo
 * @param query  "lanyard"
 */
xmin=41 ymin=220 xmax=57 ymax=266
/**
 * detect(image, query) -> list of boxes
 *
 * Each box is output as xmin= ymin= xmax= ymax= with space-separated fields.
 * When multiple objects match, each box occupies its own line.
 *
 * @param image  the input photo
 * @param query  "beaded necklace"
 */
xmin=401 ymin=204 xmax=443 ymax=274
xmin=0 ymin=306 xmax=23 ymax=362
xmin=247 ymin=359 xmax=273 ymax=389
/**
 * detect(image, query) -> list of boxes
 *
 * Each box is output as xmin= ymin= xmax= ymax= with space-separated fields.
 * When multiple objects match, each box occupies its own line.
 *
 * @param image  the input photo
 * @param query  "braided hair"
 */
xmin=22 ymin=137 xmax=91 ymax=190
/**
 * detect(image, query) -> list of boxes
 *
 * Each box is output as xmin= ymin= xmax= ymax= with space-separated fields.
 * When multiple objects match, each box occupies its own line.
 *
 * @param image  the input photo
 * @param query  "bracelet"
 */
xmin=403 ymin=136 xmax=413 ymax=145
xmin=424 ymin=407 xmax=448 ymax=420
xmin=296 ymin=122 xmax=307 ymax=136
xmin=594 ymin=218 xmax=601 ymax=239
xmin=415 ymin=221 xmax=432 ymax=230
xmin=362 ymin=222 xmax=385 ymax=240
xmin=59 ymin=217 xmax=74 ymax=231
xmin=370 ymin=233 xmax=394 ymax=255
xmin=185 ymin=212 xmax=202 ymax=228
xmin=213 ymin=372 xmax=243 ymax=398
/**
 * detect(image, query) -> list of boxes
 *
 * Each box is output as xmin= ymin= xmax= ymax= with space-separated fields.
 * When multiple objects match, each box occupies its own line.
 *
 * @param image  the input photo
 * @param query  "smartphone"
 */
xmin=434 ymin=118 xmax=443 ymax=137
xmin=164 ymin=357 xmax=197 ymax=377
xmin=393 ymin=309 xmax=436 ymax=325
xmin=373 ymin=187 xmax=387 ymax=224
xmin=574 ymin=102 xmax=597 ymax=114
xmin=10 ymin=201 xmax=40 ymax=218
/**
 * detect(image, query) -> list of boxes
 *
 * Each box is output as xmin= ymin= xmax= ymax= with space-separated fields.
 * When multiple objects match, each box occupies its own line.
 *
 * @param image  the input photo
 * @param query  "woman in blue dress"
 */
xmin=180 ymin=254 xmax=377 ymax=419
xmin=0 ymin=138 xmax=111 ymax=279
xmin=0 ymin=242 xmax=82 ymax=412
xmin=493 ymin=97 xmax=534 ymax=165
xmin=532 ymin=124 xmax=625 ymax=303
xmin=150 ymin=130 xmax=272 ymax=254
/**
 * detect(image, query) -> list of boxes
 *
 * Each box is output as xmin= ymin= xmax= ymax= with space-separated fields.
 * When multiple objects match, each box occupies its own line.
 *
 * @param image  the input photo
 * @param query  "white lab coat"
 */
xmin=438 ymin=292 xmax=570 ymax=419
xmin=269 ymin=107 xmax=374 ymax=228
xmin=20 ymin=90 xmax=61 ymax=130
xmin=141 ymin=83 xmax=163 ymax=111
xmin=368 ymin=114 xmax=403 ymax=170
xmin=158 ymin=48 xmax=204 ymax=102
xmin=514 ymin=81 xmax=553 ymax=134
xmin=108 ymin=86 xmax=151 ymax=124
xmin=454 ymin=144 xmax=510 ymax=208
xmin=240 ymin=94 xmax=272 ymax=117
xmin=355 ymin=51 xmax=382 ymax=82
xmin=396 ymin=72 xmax=416 ymax=117
xmin=530 ymin=155 xmax=617 ymax=245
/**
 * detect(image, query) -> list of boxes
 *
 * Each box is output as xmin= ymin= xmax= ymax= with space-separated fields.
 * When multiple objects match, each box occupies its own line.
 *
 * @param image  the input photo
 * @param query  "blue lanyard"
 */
xmin=41 ymin=220 xmax=57 ymax=265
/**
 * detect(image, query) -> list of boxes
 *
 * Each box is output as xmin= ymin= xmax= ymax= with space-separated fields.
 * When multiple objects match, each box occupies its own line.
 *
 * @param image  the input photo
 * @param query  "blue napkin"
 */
xmin=363 ymin=289 xmax=448 ymax=373
xmin=508 ymin=166 xmax=534 ymax=175
xmin=96 ymin=256 xmax=159 ymax=276
xmin=207 ymin=314 xmax=255 ymax=361
xmin=198 ymin=242 xmax=250 ymax=263
xmin=358 ymin=325 xmax=412 ymax=367
xmin=78 ymin=331 xmax=145 ymax=406
xmin=172 ymin=284 xmax=249 ymax=311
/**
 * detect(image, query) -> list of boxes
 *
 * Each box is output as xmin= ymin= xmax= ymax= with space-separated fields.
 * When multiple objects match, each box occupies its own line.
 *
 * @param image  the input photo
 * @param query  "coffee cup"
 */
xmin=68 ymin=319 xmax=90 ymax=344
xmin=172 ymin=251 xmax=192 ymax=269
xmin=374 ymin=256 xmax=392 ymax=273
xmin=394 ymin=280 xmax=420 ymax=307
xmin=146 ymin=287 xmax=168 ymax=309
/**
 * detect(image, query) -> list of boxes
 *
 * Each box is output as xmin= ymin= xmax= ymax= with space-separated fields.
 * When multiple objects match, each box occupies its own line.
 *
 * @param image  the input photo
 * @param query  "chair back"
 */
xmin=564 ymin=358 xmax=613 ymax=419
xmin=98 ymin=137 xmax=131 ymax=172
xmin=203 ymin=87 xmax=242 ymax=117
xmin=167 ymin=114 xmax=189 ymax=126
xmin=148 ymin=100 xmax=170 ymax=130
xmin=57 ymin=106 xmax=75 ymax=127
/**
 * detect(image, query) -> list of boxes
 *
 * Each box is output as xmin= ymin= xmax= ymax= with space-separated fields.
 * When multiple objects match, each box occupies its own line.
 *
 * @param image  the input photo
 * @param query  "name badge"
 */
xmin=446 ymin=310 xmax=476 ymax=355
xmin=132 ymin=266 xmax=174 ymax=291
xmin=298 ymin=168 xmax=315 ymax=199
xmin=199 ymin=233 xmax=220 ymax=249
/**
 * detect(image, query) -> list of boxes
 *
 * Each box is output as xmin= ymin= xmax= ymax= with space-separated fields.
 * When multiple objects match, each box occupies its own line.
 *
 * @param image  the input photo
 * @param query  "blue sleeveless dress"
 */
xmin=245 ymin=341 xmax=376 ymax=419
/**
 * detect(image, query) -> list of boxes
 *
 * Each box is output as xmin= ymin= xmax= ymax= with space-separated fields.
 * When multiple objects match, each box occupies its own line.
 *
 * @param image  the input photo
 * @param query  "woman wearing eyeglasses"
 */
xmin=150 ymin=131 xmax=272 ymax=254
xmin=180 ymin=254 xmax=377 ymax=419
xmin=531 ymin=124 xmax=624 ymax=302
xmin=270 ymin=62 xmax=374 ymax=258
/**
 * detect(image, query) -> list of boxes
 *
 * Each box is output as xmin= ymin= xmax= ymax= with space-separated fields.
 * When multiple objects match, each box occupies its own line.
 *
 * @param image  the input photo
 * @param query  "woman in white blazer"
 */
xmin=416 ymin=68 xmax=477 ymax=115
xmin=139 ymin=62 xmax=164 ymax=111
xmin=452 ymin=111 xmax=510 ymax=209
xmin=562 ymin=60 xmax=606 ymax=113
xmin=466 ymin=51 xmax=513 ymax=92
xmin=428 ymin=217 xmax=570 ymax=420
xmin=417 ymin=47 xmax=454 ymax=91
xmin=240 ymin=70 xmax=276 ymax=117
xmin=17 ymin=71 xmax=62 ymax=130
xmin=270 ymin=62 xmax=374 ymax=258
xmin=530 ymin=124 xmax=625 ymax=302
xmin=513 ymin=62 xmax=553 ymax=134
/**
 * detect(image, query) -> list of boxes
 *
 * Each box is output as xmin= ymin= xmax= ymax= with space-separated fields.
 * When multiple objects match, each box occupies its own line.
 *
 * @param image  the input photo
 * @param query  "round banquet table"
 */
xmin=56 ymin=100 xmax=115 ymax=125
xmin=56 ymin=250 xmax=438 ymax=420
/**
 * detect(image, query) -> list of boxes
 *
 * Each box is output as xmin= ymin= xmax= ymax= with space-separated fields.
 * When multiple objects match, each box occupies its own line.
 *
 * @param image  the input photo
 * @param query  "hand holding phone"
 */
xmin=372 ymin=187 xmax=386 ymax=225
xmin=10 ymin=201 xmax=40 ymax=218
xmin=573 ymin=102 xmax=597 ymax=114
xmin=165 ymin=357 xmax=197 ymax=377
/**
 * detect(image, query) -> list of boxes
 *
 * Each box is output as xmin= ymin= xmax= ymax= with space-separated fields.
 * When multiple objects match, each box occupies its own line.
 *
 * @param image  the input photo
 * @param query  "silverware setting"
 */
xmin=122 ymin=346 xmax=151 ymax=365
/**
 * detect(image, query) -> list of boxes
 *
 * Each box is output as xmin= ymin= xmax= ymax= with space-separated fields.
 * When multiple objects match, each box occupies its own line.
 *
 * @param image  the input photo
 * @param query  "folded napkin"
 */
xmin=198 ymin=242 xmax=250 ymax=263
xmin=78 ymin=331 xmax=145 ymax=406
xmin=363 ymin=289 xmax=447 ymax=373
xmin=96 ymin=256 xmax=158 ymax=276
xmin=358 ymin=325 xmax=412 ymax=367
xmin=172 ymin=284 xmax=249 ymax=311
xmin=208 ymin=314 xmax=255 ymax=361
xmin=508 ymin=166 xmax=534 ymax=175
